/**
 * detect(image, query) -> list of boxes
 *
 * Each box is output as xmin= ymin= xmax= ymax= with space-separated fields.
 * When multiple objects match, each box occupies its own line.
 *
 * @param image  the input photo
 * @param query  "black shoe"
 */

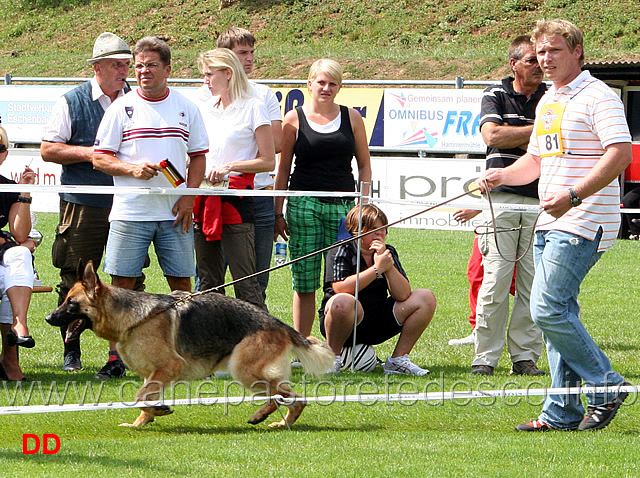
xmin=62 ymin=353 xmax=83 ymax=372
xmin=510 ymin=360 xmax=546 ymax=376
xmin=471 ymin=365 xmax=494 ymax=375
xmin=577 ymin=381 xmax=631 ymax=431
xmin=6 ymin=329 xmax=35 ymax=348
xmin=94 ymin=359 xmax=126 ymax=379
xmin=515 ymin=419 xmax=554 ymax=432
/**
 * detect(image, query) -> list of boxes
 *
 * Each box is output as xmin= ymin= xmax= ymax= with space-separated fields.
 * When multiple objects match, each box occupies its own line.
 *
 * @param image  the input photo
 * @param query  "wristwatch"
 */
xmin=568 ymin=188 xmax=582 ymax=207
xmin=16 ymin=195 xmax=32 ymax=204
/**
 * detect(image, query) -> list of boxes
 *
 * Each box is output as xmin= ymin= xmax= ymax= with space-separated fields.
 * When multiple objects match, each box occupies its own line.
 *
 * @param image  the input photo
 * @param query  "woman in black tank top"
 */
xmin=274 ymin=59 xmax=372 ymax=338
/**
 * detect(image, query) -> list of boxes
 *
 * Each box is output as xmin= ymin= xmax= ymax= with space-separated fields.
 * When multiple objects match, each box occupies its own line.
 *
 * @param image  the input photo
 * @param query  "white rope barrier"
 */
xmin=5 ymin=184 xmax=638 ymax=214
xmin=0 ymin=183 xmax=550 ymax=214
xmin=375 ymin=197 xmax=543 ymax=213
xmin=0 ymin=385 xmax=636 ymax=416
xmin=0 ymin=184 xmax=360 ymax=198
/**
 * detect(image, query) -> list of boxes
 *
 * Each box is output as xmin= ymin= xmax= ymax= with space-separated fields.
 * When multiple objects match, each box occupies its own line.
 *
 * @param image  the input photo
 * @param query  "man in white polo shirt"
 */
xmin=93 ymin=37 xmax=208 ymax=299
xmin=479 ymin=19 xmax=632 ymax=432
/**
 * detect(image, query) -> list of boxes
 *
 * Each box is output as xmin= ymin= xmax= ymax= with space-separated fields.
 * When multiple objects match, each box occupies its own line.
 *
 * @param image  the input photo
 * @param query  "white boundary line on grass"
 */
xmin=0 ymin=385 xmax=636 ymax=416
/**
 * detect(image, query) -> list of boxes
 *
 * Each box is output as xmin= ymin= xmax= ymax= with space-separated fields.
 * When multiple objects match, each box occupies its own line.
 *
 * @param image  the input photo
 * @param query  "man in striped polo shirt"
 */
xmin=479 ymin=19 xmax=632 ymax=432
xmin=93 ymin=37 xmax=208 ymax=296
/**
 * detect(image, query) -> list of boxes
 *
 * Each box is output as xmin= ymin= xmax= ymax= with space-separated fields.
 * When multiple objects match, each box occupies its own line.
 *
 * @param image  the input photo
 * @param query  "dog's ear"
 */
xmin=76 ymin=259 xmax=85 ymax=282
xmin=82 ymin=261 xmax=101 ymax=298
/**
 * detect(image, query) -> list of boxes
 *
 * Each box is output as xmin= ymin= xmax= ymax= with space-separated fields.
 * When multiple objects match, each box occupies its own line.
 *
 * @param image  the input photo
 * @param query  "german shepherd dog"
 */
xmin=47 ymin=262 xmax=335 ymax=428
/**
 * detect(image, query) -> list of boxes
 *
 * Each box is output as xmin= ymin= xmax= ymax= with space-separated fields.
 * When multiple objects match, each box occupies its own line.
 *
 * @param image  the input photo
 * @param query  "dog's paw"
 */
xmin=118 ymin=422 xmax=139 ymax=427
xmin=267 ymin=420 xmax=288 ymax=428
xmin=120 ymin=412 xmax=156 ymax=427
xmin=152 ymin=405 xmax=173 ymax=416
xmin=248 ymin=414 xmax=268 ymax=425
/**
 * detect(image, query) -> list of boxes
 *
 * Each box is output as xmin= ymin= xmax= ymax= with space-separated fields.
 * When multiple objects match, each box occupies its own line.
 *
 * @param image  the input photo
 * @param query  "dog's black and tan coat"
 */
xmin=47 ymin=262 xmax=335 ymax=428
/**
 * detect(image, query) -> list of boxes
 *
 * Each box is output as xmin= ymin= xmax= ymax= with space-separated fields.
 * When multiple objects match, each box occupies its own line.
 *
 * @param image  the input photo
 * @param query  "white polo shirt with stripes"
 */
xmin=94 ymin=88 xmax=209 ymax=222
xmin=528 ymin=70 xmax=631 ymax=251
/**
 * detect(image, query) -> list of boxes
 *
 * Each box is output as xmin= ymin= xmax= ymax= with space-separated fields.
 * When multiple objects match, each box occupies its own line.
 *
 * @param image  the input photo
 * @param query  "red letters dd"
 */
xmin=22 ymin=434 xmax=60 ymax=454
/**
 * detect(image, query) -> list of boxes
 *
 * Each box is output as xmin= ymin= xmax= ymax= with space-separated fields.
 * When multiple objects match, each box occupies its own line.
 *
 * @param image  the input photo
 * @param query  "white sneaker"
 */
xmin=327 ymin=355 xmax=342 ymax=374
xmin=383 ymin=355 xmax=430 ymax=376
xmin=291 ymin=359 xmax=303 ymax=368
xmin=448 ymin=331 xmax=475 ymax=346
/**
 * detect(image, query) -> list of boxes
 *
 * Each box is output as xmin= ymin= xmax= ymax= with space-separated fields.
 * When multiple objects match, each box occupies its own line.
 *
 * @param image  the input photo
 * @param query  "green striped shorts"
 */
xmin=286 ymin=196 xmax=353 ymax=293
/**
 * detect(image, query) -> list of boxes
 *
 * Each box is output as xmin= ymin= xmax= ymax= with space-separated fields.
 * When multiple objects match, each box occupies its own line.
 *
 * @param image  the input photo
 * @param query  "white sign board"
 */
xmin=369 ymin=156 xmax=484 ymax=231
xmin=0 ymin=148 xmax=61 ymax=212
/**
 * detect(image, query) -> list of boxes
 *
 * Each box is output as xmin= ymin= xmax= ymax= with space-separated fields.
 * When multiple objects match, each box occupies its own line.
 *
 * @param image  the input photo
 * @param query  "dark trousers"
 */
xmin=52 ymin=200 xmax=146 ymax=356
xmin=194 ymin=222 xmax=266 ymax=310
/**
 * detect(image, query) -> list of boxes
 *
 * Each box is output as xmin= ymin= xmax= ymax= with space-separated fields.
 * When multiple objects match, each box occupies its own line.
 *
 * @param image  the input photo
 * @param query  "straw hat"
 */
xmin=87 ymin=32 xmax=132 ymax=64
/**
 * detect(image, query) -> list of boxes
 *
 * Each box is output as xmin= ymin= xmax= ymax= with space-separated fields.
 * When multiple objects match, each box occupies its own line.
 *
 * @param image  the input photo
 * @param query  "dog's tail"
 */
xmin=289 ymin=333 xmax=335 ymax=377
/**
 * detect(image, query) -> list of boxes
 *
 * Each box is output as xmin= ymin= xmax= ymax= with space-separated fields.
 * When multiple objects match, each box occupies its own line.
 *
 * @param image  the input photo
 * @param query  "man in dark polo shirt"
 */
xmin=41 ymin=32 xmax=139 ymax=378
xmin=471 ymin=35 xmax=547 ymax=376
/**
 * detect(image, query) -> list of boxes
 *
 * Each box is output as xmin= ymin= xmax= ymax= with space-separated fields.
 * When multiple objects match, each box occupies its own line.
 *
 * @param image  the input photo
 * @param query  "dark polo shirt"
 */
xmin=479 ymin=77 xmax=547 ymax=198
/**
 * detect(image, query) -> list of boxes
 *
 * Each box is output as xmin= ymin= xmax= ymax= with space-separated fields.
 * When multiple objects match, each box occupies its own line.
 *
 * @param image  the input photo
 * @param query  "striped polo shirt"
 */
xmin=94 ymin=88 xmax=209 ymax=222
xmin=528 ymin=70 xmax=631 ymax=251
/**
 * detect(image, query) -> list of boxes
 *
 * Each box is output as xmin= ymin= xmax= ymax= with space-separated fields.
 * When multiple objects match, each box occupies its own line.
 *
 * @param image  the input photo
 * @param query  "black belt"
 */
xmin=314 ymin=197 xmax=351 ymax=204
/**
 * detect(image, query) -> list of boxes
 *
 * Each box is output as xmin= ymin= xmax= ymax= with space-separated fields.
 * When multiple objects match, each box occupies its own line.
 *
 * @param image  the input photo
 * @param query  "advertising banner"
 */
xmin=0 ymin=84 xmax=485 ymax=153
xmin=0 ymin=86 xmax=71 ymax=144
xmin=0 ymin=84 xmax=487 ymax=229
xmin=384 ymin=88 xmax=485 ymax=153
xmin=370 ymin=155 xmax=483 ymax=231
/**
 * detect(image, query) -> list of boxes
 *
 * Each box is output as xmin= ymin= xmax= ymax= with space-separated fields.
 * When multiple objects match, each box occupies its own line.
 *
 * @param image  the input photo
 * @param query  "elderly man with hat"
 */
xmin=41 ymin=32 xmax=141 ymax=378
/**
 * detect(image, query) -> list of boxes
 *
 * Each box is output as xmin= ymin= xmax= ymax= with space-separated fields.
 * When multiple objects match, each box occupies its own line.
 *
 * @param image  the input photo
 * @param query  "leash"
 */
xmin=173 ymin=187 xmax=482 ymax=306
xmin=472 ymin=179 xmax=556 ymax=264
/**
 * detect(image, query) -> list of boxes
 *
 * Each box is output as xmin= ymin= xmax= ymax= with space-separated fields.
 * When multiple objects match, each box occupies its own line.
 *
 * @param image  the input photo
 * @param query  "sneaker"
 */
xmin=448 ymin=331 xmax=475 ymax=346
xmin=383 ymin=355 xmax=430 ymax=376
xmin=515 ymin=419 xmax=554 ymax=432
xmin=94 ymin=359 xmax=126 ymax=379
xmin=291 ymin=359 xmax=303 ymax=368
xmin=577 ymin=382 xmax=630 ymax=431
xmin=510 ymin=360 xmax=546 ymax=376
xmin=327 ymin=355 xmax=342 ymax=374
xmin=471 ymin=365 xmax=494 ymax=375
xmin=61 ymin=353 xmax=83 ymax=372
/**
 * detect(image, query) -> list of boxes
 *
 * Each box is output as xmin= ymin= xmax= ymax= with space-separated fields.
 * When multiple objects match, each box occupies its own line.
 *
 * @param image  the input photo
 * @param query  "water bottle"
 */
xmin=274 ymin=236 xmax=287 ymax=266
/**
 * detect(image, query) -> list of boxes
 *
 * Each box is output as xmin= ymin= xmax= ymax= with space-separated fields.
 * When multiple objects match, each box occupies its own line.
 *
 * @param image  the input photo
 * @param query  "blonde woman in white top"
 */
xmin=194 ymin=48 xmax=275 ymax=309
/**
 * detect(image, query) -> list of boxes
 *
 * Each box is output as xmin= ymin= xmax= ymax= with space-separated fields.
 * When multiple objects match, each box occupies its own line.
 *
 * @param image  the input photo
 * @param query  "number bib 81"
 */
xmin=536 ymin=102 xmax=566 ymax=158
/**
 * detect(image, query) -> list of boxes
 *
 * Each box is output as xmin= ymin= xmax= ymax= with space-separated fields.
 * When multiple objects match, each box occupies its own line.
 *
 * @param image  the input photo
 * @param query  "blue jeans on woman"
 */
xmin=532 ymin=228 xmax=625 ymax=430
xmin=254 ymin=195 xmax=275 ymax=301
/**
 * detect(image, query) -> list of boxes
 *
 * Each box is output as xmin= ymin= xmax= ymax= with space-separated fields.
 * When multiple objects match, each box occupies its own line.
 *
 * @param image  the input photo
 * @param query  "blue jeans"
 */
xmin=104 ymin=220 xmax=195 ymax=278
xmin=532 ymin=229 xmax=624 ymax=430
xmin=253 ymin=195 xmax=275 ymax=300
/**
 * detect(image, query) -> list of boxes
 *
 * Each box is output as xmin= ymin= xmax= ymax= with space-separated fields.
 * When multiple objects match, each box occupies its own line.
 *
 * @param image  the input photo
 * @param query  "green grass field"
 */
xmin=2 ymin=212 xmax=640 ymax=477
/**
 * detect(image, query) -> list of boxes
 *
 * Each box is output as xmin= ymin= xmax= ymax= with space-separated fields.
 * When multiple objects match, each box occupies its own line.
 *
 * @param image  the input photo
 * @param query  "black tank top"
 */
xmin=289 ymin=105 xmax=356 ymax=192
